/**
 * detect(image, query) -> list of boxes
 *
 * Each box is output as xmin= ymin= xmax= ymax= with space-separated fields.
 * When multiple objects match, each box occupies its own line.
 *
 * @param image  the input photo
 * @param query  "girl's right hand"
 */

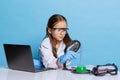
xmin=58 ymin=51 xmax=78 ymax=64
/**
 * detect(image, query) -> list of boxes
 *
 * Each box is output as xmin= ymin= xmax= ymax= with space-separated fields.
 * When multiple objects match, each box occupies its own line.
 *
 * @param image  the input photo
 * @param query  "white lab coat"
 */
xmin=39 ymin=37 xmax=66 ymax=68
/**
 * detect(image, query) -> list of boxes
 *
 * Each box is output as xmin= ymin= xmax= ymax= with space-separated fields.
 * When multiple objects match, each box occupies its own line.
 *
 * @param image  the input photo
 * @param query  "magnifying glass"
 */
xmin=63 ymin=40 xmax=81 ymax=70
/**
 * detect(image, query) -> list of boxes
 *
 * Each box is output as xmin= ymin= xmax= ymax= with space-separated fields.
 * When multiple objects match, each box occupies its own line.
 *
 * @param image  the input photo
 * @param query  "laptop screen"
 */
xmin=3 ymin=44 xmax=35 ymax=72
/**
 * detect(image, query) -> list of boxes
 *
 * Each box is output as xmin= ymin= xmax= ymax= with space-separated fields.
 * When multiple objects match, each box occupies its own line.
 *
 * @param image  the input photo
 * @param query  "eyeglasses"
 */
xmin=52 ymin=28 xmax=69 ymax=34
xmin=92 ymin=63 xmax=118 ymax=76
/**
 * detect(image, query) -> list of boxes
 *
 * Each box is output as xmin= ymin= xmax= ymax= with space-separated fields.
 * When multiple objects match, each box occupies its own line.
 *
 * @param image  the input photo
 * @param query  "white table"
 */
xmin=0 ymin=68 xmax=120 ymax=80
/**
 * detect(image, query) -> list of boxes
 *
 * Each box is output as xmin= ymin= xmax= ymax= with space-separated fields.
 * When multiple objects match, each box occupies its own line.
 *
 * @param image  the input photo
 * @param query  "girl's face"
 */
xmin=48 ymin=21 xmax=67 ymax=42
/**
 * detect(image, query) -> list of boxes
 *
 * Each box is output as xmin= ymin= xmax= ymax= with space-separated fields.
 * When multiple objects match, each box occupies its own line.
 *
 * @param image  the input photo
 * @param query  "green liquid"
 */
xmin=76 ymin=67 xmax=87 ymax=73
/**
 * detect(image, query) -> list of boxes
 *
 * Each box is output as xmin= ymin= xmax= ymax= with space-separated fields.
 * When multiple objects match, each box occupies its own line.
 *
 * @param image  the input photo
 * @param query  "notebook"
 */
xmin=3 ymin=44 xmax=54 ymax=72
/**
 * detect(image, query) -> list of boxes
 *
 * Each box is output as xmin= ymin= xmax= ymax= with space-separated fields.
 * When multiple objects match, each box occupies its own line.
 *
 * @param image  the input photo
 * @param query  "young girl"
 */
xmin=39 ymin=14 xmax=79 ymax=69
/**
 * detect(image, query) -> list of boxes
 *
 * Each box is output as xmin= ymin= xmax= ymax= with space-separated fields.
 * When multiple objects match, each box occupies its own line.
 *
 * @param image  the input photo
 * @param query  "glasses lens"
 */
xmin=97 ymin=65 xmax=117 ymax=75
xmin=98 ymin=65 xmax=115 ymax=70
xmin=52 ymin=28 xmax=68 ymax=33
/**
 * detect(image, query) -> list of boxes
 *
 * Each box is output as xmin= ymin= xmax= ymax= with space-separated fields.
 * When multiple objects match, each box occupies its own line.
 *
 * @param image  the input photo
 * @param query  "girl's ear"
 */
xmin=48 ymin=28 xmax=52 ymax=34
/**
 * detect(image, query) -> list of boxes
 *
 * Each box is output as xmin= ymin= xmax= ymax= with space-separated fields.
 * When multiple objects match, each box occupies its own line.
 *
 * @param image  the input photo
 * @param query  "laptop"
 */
xmin=3 ymin=44 xmax=55 ymax=72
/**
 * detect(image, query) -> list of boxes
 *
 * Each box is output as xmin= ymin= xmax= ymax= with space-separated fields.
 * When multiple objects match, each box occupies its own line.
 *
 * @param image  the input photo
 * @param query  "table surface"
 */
xmin=0 ymin=68 xmax=120 ymax=80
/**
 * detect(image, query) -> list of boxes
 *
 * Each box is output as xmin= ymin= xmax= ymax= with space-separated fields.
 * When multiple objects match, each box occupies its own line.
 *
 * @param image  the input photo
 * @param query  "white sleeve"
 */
xmin=39 ymin=38 xmax=58 ymax=68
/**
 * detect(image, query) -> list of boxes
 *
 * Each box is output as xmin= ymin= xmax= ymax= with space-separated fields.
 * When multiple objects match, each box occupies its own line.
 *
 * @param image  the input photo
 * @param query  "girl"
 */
xmin=39 ymin=14 xmax=78 ymax=69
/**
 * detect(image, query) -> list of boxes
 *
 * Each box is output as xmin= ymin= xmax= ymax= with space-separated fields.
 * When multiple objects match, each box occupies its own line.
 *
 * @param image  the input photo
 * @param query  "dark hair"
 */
xmin=46 ymin=14 xmax=72 ymax=58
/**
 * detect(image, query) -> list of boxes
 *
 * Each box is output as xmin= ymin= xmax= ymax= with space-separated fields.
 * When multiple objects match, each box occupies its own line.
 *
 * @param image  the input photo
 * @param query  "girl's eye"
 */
xmin=56 ymin=28 xmax=61 ymax=31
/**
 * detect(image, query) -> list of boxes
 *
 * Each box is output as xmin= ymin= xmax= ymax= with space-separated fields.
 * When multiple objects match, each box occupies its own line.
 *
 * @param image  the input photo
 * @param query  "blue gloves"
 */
xmin=58 ymin=51 xmax=78 ymax=64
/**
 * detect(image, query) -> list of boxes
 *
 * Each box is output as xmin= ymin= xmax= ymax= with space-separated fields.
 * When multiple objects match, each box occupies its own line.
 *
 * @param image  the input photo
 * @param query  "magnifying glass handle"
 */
xmin=63 ymin=62 xmax=67 ymax=70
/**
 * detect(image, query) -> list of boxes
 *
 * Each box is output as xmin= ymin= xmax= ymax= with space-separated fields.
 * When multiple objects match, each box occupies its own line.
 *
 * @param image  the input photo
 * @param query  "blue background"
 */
xmin=0 ymin=0 xmax=120 ymax=69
